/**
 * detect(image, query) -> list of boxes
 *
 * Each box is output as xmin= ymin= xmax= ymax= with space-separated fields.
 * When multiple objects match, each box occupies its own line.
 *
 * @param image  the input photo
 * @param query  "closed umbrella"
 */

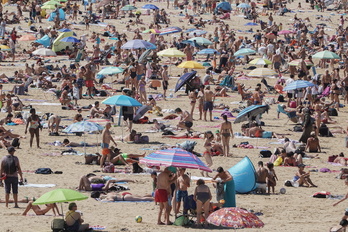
xmin=206 ymin=207 xmax=264 ymax=228
xmin=142 ymin=4 xmax=159 ymax=10
xmin=134 ymin=105 xmax=151 ymax=122
xmin=98 ymin=67 xmax=124 ymax=75
xmin=177 ymin=61 xmax=205 ymax=69
xmin=283 ymin=80 xmax=314 ymax=91
xmin=247 ymin=68 xmax=276 ymax=77
xmin=175 ymin=71 xmax=197 ymax=92
xmin=121 ymin=39 xmax=156 ymax=50
xmin=159 ymin=26 xmax=182 ymax=35
xmin=312 ymin=50 xmax=340 ymax=59
xmin=234 ymin=105 xmax=269 ymax=124
xmin=140 ymin=148 xmax=212 ymax=172
xmin=32 ymin=48 xmax=57 ymax=56
xmin=234 ymin=48 xmax=256 ymax=56
xmin=18 ymin=34 xmax=36 ymax=41
xmin=60 ymin=36 xmax=80 ymax=43
xmin=197 ymin=48 xmax=220 ymax=55
xmin=249 ymin=58 xmax=272 ymax=65
xmin=188 ymin=37 xmax=213 ymax=45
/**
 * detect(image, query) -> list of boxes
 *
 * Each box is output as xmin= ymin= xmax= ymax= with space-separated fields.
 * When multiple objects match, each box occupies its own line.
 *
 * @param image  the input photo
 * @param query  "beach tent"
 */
xmin=35 ymin=35 xmax=51 ymax=48
xmin=215 ymin=0 xmax=232 ymax=13
xmin=228 ymin=156 xmax=257 ymax=194
xmin=47 ymin=8 xmax=65 ymax=21
xmin=52 ymin=31 xmax=74 ymax=52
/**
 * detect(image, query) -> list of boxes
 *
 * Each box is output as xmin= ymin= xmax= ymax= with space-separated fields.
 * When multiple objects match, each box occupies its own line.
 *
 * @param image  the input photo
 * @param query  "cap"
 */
xmin=7 ymin=146 xmax=15 ymax=153
xmin=215 ymin=129 xmax=220 ymax=134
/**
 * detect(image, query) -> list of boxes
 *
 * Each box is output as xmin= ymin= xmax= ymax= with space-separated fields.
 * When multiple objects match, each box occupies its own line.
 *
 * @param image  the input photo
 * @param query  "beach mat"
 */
xmin=20 ymin=184 xmax=56 ymax=188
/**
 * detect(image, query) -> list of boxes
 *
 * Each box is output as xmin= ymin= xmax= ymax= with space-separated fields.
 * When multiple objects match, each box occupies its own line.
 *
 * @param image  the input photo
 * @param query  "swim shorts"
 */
xmin=85 ymin=80 xmax=94 ymax=88
xmin=91 ymin=184 xmax=105 ymax=191
xmin=203 ymin=101 xmax=213 ymax=111
xmin=155 ymin=189 xmax=168 ymax=203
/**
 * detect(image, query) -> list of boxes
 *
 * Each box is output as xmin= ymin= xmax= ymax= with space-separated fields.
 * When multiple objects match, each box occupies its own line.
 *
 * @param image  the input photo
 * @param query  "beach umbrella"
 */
xmin=138 ymin=49 xmax=152 ymax=63
xmin=249 ymin=58 xmax=272 ymax=65
xmin=288 ymin=59 xmax=314 ymax=66
xmin=177 ymin=61 xmax=205 ymax=69
xmin=283 ymin=80 xmax=315 ymax=91
xmin=206 ymin=207 xmax=264 ymax=228
xmin=140 ymin=148 xmax=212 ymax=172
xmin=159 ymin=26 xmax=182 ymax=35
xmin=247 ymin=68 xmax=276 ymax=77
xmin=121 ymin=5 xmax=137 ymax=11
xmin=58 ymin=28 xmax=72 ymax=32
xmin=234 ymin=48 xmax=256 ymax=56
xmin=175 ymin=71 xmax=197 ymax=92
xmin=237 ymin=3 xmax=251 ymax=8
xmin=43 ymin=0 xmax=62 ymax=6
xmin=0 ymin=45 xmax=10 ymax=51
xmin=312 ymin=50 xmax=340 ymax=59
xmin=244 ymin=22 xmax=258 ymax=26
xmin=102 ymin=95 xmax=142 ymax=126
xmin=142 ymin=4 xmax=159 ymax=10
xmin=157 ymin=48 xmax=185 ymax=57
xmin=60 ymin=36 xmax=80 ymax=43
xmin=201 ymin=62 xmax=211 ymax=67
xmin=41 ymin=4 xmax=56 ymax=9
xmin=188 ymin=37 xmax=213 ymax=45
xmin=188 ymin=30 xmax=207 ymax=37
xmin=33 ymin=188 xmax=88 ymax=218
xmin=32 ymin=48 xmax=57 ymax=56
xmin=197 ymin=48 xmax=220 ymax=55
xmin=86 ymin=118 xmax=112 ymax=126
xmin=134 ymin=105 xmax=151 ymax=122
xmin=18 ymin=34 xmax=36 ymax=41
xmin=98 ymin=66 xmax=124 ymax=75
xmin=121 ymin=39 xmax=156 ymax=50
xmin=278 ymin=30 xmax=294 ymax=35
xmin=142 ymin=29 xmax=161 ymax=34
xmin=234 ymin=105 xmax=269 ymax=124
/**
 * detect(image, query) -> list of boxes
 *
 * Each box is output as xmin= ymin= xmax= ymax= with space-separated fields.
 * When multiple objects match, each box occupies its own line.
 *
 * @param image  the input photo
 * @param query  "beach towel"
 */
xmin=20 ymin=184 xmax=56 ymax=188
xmin=95 ymin=198 xmax=153 ymax=203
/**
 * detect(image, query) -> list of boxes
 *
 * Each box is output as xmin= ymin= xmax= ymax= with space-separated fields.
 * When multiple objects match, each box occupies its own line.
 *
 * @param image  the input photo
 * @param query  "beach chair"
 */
xmin=276 ymin=104 xmax=299 ymax=124
xmin=261 ymin=78 xmax=275 ymax=93
xmin=220 ymin=75 xmax=235 ymax=89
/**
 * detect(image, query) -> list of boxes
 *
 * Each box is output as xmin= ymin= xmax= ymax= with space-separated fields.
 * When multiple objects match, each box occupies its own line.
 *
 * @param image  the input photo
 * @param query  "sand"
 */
xmin=0 ymin=1 xmax=347 ymax=232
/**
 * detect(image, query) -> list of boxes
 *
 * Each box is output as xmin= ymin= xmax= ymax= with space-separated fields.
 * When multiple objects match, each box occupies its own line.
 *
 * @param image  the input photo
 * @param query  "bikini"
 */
xmin=196 ymin=192 xmax=210 ymax=204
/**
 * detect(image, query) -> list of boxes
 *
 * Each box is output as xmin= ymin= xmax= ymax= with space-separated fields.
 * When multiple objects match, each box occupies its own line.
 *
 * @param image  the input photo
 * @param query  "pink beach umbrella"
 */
xmin=278 ymin=30 xmax=294 ymax=35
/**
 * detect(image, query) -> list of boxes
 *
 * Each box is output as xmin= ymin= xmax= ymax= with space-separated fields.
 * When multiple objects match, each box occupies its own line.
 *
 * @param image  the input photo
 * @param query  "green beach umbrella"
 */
xmin=312 ymin=50 xmax=340 ymax=59
xmin=43 ymin=0 xmax=62 ymax=6
xmin=41 ymin=4 xmax=56 ymax=9
xmin=121 ymin=5 xmax=137 ymax=11
xmin=98 ymin=66 xmax=124 ymax=75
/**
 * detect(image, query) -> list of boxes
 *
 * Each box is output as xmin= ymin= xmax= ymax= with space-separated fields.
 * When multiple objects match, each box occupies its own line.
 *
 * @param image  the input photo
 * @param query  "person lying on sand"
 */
xmin=62 ymin=139 xmax=99 ymax=147
xmin=91 ymin=191 xmax=153 ymax=202
xmin=22 ymin=201 xmax=60 ymax=216
xmin=161 ymin=131 xmax=202 ymax=138
xmin=108 ymin=148 xmax=145 ymax=165
xmin=334 ymin=153 xmax=348 ymax=166
xmin=78 ymin=173 xmax=135 ymax=191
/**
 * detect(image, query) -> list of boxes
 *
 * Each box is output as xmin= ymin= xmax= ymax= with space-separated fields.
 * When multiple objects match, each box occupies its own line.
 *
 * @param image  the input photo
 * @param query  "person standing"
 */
xmin=25 ymin=108 xmax=42 ymax=149
xmin=220 ymin=115 xmax=234 ymax=157
xmin=161 ymin=65 xmax=169 ymax=100
xmin=256 ymin=161 xmax=268 ymax=194
xmin=203 ymin=86 xmax=215 ymax=121
xmin=0 ymin=146 xmax=23 ymax=208
xmin=100 ymin=123 xmax=118 ymax=168
xmin=212 ymin=166 xmax=235 ymax=207
xmin=175 ymin=168 xmax=190 ymax=217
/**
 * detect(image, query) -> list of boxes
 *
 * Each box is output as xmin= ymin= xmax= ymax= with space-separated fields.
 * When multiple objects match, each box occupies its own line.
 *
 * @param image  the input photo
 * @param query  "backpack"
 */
xmin=328 ymin=108 xmax=338 ymax=116
xmin=35 ymin=168 xmax=53 ymax=174
xmin=51 ymin=218 xmax=65 ymax=232
xmin=4 ymin=155 xmax=17 ymax=175
xmin=293 ymin=125 xmax=303 ymax=132
xmin=173 ymin=215 xmax=190 ymax=226
xmin=259 ymin=150 xmax=272 ymax=158
xmin=11 ymin=138 xmax=20 ymax=148
xmin=134 ymin=135 xmax=149 ymax=144
xmin=328 ymin=155 xmax=338 ymax=162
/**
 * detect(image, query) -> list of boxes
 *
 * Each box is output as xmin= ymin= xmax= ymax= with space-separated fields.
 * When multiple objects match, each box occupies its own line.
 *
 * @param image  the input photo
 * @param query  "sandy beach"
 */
xmin=1 ymin=0 xmax=348 ymax=231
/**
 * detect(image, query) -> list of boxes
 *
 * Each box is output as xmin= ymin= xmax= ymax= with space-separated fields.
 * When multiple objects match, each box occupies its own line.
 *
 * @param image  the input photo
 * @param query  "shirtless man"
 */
xmin=203 ymin=86 xmax=215 ymax=121
xmin=212 ymin=167 xmax=233 ymax=202
xmin=252 ymin=87 xmax=261 ymax=105
xmin=272 ymin=52 xmax=282 ymax=77
xmin=84 ymin=63 xmax=95 ymax=99
xmin=322 ymin=69 xmax=332 ymax=89
xmin=175 ymin=168 xmax=190 ymax=217
xmin=155 ymin=167 xmax=176 ymax=225
xmin=175 ymin=108 xmax=193 ymax=132
xmin=90 ymin=101 xmax=103 ymax=119
xmin=100 ymin=122 xmax=118 ymax=168
xmin=256 ymin=161 xmax=268 ymax=194
xmin=184 ymin=44 xmax=193 ymax=61
xmin=305 ymin=132 xmax=321 ymax=153
xmin=161 ymin=65 xmax=169 ymax=100
xmin=135 ymin=61 xmax=145 ymax=93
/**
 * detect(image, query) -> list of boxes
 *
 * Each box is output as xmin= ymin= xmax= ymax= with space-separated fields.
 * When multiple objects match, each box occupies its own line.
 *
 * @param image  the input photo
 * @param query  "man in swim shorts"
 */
xmin=203 ymin=86 xmax=215 ymax=121
xmin=100 ymin=123 xmax=118 ymax=168
xmin=256 ymin=161 xmax=268 ymax=194
xmin=175 ymin=108 xmax=193 ymax=132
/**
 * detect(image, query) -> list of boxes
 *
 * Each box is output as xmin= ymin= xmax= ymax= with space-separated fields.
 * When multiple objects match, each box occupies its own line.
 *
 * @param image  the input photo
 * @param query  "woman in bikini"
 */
xmin=189 ymin=90 xmax=198 ymax=119
xmin=138 ymin=76 xmax=147 ymax=104
xmin=220 ymin=115 xmax=234 ymax=157
xmin=25 ymin=108 xmax=41 ymax=149
xmin=201 ymin=131 xmax=214 ymax=177
xmin=22 ymin=201 xmax=60 ymax=216
xmin=91 ymin=191 xmax=153 ymax=202
xmin=194 ymin=179 xmax=212 ymax=228
xmin=330 ymin=79 xmax=340 ymax=112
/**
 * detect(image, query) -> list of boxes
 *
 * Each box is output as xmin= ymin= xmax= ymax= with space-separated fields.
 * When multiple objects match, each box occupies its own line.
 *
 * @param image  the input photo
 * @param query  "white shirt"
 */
xmin=285 ymin=78 xmax=295 ymax=93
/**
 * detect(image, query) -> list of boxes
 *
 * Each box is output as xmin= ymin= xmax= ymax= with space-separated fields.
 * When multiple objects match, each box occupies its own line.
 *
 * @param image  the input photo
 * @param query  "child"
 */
xmin=267 ymin=163 xmax=277 ymax=194
xmin=201 ymin=131 xmax=214 ymax=177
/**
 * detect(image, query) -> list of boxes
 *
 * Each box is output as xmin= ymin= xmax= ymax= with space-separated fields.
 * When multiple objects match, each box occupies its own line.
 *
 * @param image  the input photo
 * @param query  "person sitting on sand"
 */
xmin=294 ymin=164 xmax=317 ymax=187
xmin=22 ymin=201 xmax=60 ymax=216
xmin=108 ymin=147 xmax=146 ymax=165
xmin=152 ymin=119 xmax=166 ymax=131
xmin=334 ymin=153 xmax=347 ymax=166
xmin=305 ymin=132 xmax=321 ymax=153
xmin=283 ymin=151 xmax=303 ymax=166
xmin=78 ymin=174 xmax=134 ymax=191
xmin=113 ymin=129 xmax=137 ymax=142
xmin=91 ymin=191 xmax=153 ymax=202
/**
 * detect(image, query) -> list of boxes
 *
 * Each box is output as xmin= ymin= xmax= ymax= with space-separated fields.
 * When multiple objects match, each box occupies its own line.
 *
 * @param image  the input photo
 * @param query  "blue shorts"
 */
xmin=101 ymin=143 xmax=109 ymax=148
xmin=176 ymin=190 xmax=188 ymax=202
xmin=203 ymin=101 xmax=213 ymax=112
xmin=137 ymin=74 xmax=144 ymax=81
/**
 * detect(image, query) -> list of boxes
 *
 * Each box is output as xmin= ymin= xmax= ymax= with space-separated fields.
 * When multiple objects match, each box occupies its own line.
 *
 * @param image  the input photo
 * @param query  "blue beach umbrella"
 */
xmin=197 ymin=48 xmax=220 ymax=55
xmin=238 ymin=3 xmax=251 ymax=8
xmin=142 ymin=4 xmax=159 ymax=10
xmin=234 ymin=48 xmax=256 ymax=56
xmin=58 ymin=28 xmax=72 ymax=32
xmin=175 ymin=71 xmax=197 ymax=92
xmin=244 ymin=22 xmax=258 ymax=26
xmin=121 ymin=39 xmax=156 ymax=50
xmin=98 ymin=67 xmax=124 ymax=75
xmin=159 ymin=26 xmax=182 ymax=35
xmin=234 ymin=105 xmax=269 ymax=124
xmin=283 ymin=80 xmax=315 ymax=91
xmin=60 ymin=36 xmax=80 ymax=43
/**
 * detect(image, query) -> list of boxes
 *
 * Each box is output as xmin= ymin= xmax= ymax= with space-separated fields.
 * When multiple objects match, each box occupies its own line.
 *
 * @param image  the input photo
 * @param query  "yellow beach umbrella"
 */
xmin=0 ymin=45 xmax=10 ymax=51
xmin=157 ymin=48 xmax=185 ymax=58
xmin=177 ymin=61 xmax=205 ymax=69
xmin=247 ymin=68 xmax=276 ymax=77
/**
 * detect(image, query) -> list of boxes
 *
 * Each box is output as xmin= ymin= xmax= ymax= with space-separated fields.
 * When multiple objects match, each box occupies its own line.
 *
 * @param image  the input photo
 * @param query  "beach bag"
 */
xmin=319 ymin=125 xmax=333 ymax=137
xmin=328 ymin=155 xmax=338 ymax=162
xmin=61 ymin=148 xmax=77 ymax=155
xmin=273 ymin=156 xmax=283 ymax=166
xmin=262 ymin=131 xmax=272 ymax=138
xmin=284 ymin=180 xmax=292 ymax=187
xmin=11 ymin=138 xmax=20 ymax=148
xmin=134 ymin=135 xmax=149 ymax=144
xmin=103 ymin=163 xmax=114 ymax=173
xmin=277 ymin=94 xmax=285 ymax=102
xmin=293 ymin=125 xmax=303 ymax=132
xmin=259 ymin=150 xmax=272 ymax=158
xmin=51 ymin=218 xmax=65 ymax=232
xmin=173 ymin=215 xmax=190 ymax=226
xmin=328 ymin=108 xmax=338 ymax=116
xmin=85 ymin=154 xmax=99 ymax=164
xmin=177 ymin=141 xmax=197 ymax=152
xmin=35 ymin=168 xmax=53 ymax=174
xmin=289 ymin=101 xmax=297 ymax=108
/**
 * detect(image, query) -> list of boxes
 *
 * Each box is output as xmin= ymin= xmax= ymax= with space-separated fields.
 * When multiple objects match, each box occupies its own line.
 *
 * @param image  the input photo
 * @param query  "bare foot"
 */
xmin=157 ymin=222 xmax=165 ymax=225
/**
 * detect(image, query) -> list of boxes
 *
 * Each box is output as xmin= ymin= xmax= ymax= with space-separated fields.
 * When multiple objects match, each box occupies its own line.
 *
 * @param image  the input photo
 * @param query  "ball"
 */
xmin=135 ymin=216 xmax=142 ymax=223
xmin=279 ymin=188 xmax=286 ymax=194
xmin=219 ymin=199 xmax=225 ymax=204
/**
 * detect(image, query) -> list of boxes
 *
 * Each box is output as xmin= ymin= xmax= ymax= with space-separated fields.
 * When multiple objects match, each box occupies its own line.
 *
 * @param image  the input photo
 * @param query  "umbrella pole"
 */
xmin=60 ymin=203 xmax=64 ymax=219
xmin=118 ymin=106 xmax=123 ymax=126
xmin=121 ymin=116 xmax=124 ymax=143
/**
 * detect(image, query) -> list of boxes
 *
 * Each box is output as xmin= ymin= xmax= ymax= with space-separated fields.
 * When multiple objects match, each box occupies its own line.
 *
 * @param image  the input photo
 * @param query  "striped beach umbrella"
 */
xmin=140 ymin=148 xmax=212 ymax=172
xmin=288 ymin=59 xmax=314 ymax=66
xmin=159 ymin=26 xmax=182 ymax=35
xmin=247 ymin=68 xmax=277 ymax=77
xmin=249 ymin=58 xmax=272 ymax=65
xmin=312 ymin=50 xmax=340 ymax=59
